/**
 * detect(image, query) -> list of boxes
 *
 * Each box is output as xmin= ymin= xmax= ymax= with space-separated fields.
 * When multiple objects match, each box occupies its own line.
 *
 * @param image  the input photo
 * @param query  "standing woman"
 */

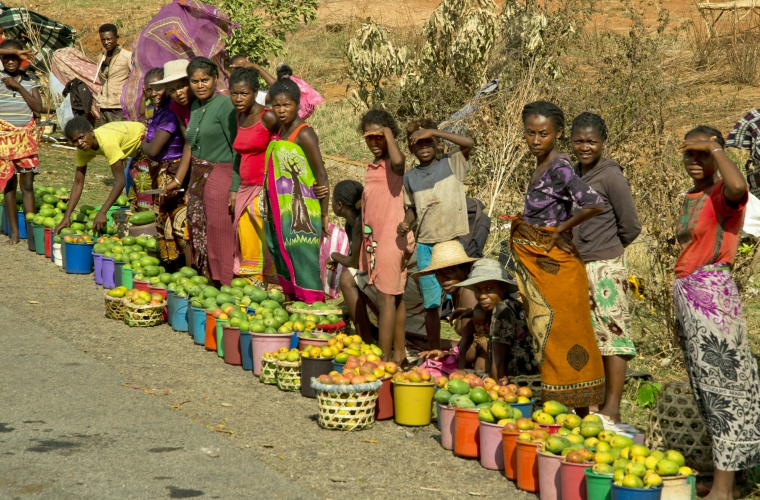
xmin=509 ymin=101 xmax=606 ymax=412
xmin=263 ymin=76 xmax=329 ymax=303
xmin=570 ymin=112 xmax=641 ymax=424
xmin=674 ymin=126 xmax=759 ymax=500
xmin=167 ymin=57 xmax=238 ymax=285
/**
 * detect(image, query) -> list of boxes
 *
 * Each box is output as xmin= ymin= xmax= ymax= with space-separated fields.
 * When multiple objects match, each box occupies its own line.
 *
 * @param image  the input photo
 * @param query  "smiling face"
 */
xmin=68 ymin=130 xmax=96 ymax=151
xmin=165 ymin=78 xmax=191 ymax=107
xmin=230 ymin=81 xmax=255 ymax=114
xmin=434 ymin=264 xmax=469 ymax=294
xmin=0 ymin=53 xmax=20 ymax=73
xmin=270 ymin=93 xmax=299 ymax=126
xmin=682 ymin=132 xmax=716 ymax=181
xmin=472 ymin=280 xmax=506 ymax=312
xmin=472 ymin=307 xmax=489 ymax=336
xmin=571 ymin=126 xmax=605 ymax=168
xmin=363 ymin=123 xmax=388 ymax=158
xmin=144 ymin=74 xmax=166 ymax=109
xmin=189 ymin=69 xmax=216 ymax=102
xmin=524 ymin=114 xmax=562 ymax=159
xmin=99 ymin=31 xmax=117 ymax=52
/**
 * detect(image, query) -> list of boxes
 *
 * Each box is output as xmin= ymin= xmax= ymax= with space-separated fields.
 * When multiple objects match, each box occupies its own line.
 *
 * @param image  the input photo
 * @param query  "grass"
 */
xmin=35 ymin=144 xmax=114 ymax=208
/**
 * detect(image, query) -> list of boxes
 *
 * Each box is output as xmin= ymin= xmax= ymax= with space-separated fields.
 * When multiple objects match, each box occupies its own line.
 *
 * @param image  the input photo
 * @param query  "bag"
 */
xmin=743 ymin=192 xmax=760 ymax=238
xmin=458 ymin=197 xmax=491 ymax=258
xmin=319 ymin=223 xmax=350 ymax=298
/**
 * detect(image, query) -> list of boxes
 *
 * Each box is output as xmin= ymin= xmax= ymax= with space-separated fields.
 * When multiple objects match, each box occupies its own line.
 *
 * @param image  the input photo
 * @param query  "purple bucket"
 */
xmin=101 ymin=257 xmax=116 ymax=289
xmin=479 ymin=421 xmax=505 ymax=470
xmin=93 ymin=253 xmax=104 ymax=285
xmin=439 ymin=404 xmax=456 ymax=450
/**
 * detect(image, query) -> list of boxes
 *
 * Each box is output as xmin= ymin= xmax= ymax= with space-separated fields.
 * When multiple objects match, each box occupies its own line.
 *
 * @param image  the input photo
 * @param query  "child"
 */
xmin=398 ymin=119 xmax=474 ymax=350
xmin=55 ymin=116 xmax=145 ymax=235
xmin=468 ymin=306 xmax=491 ymax=373
xmin=0 ymin=39 xmax=42 ymax=244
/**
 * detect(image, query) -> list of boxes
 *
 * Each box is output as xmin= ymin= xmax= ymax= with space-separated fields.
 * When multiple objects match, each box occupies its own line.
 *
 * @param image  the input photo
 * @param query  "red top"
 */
xmin=169 ymin=100 xmax=191 ymax=126
xmin=233 ymin=113 xmax=269 ymax=186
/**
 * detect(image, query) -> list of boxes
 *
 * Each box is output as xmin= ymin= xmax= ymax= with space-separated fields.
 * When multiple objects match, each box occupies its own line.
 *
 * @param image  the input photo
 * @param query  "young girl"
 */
xmin=674 ymin=126 xmax=759 ymax=500
xmin=358 ymin=110 xmax=414 ymax=365
xmin=0 ymin=39 xmax=42 ymax=244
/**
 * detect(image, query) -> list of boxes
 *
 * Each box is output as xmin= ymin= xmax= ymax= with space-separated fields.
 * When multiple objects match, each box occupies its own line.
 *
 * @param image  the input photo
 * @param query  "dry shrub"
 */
xmin=726 ymin=31 xmax=760 ymax=85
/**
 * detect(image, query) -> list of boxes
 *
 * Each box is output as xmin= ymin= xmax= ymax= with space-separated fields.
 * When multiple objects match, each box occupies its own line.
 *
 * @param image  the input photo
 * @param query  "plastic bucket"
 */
xmin=114 ymin=261 xmax=124 ymax=286
xmin=17 ymin=211 xmax=26 ymax=238
xmin=133 ymin=280 xmax=150 ymax=292
xmin=439 ymin=404 xmax=456 ymax=450
xmin=610 ymin=483 xmax=662 ymax=500
xmin=297 ymin=334 xmax=332 ymax=350
xmin=93 ymin=253 xmax=104 ymax=284
xmin=61 ymin=238 xmax=66 ymax=267
xmin=101 ymin=257 xmax=116 ymax=289
xmin=502 ymin=430 xmax=520 ymax=480
xmin=172 ymin=297 xmax=189 ymax=332
xmin=166 ymin=290 xmax=175 ymax=326
xmin=53 ymin=243 xmax=62 ymax=266
xmin=32 ymin=224 xmax=45 ymax=254
xmin=300 ymin=356 xmax=335 ymax=398
xmin=250 ymin=332 xmax=294 ymax=376
xmin=216 ymin=320 xmax=227 ymax=357
xmin=560 ymin=461 xmax=589 ymax=500
xmin=64 ymin=242 xmax=94 ymax=274
xmin=393 ymin=381 xmax=436 ymax=427
xmin=239 ymin=331 xmax=253 ymax=371
xmin=187 ymin=303 xmax=198 ymax=339
xmin=585 ymin=469 xmax=613 ymax=500
xmin=375 ymin=377 xmax=394 ymax=420
xmin=0 ymin=205 xmax=4 ymax=234
xmin=204 ymin=311 xmax=217 ymax=351
xmin=45 ymin=227 xmax=52 ymax=259
xmin=332 ymin=360 xmax=345 ymax=372
xmin=25 ymin=220 xmax=34 ymax=251
xmin=538 ymin=451 xmax=564 ymax=500
xmin=189 ymin=307 xmax=206 ymax=345
xmin=453 ymin=407 xmax=481 ymax=458
xmin=149 ymin=286 xmax=168 ymax=321
xmin=223 ymin=326 xmax=241 ymax=365
xmin=516 ymin=440 xmax=540 ymax=493
xmin=122 ymin=266 xmax=133 ymax=289
xmin=540 ymin=423 xmax=562 ymax=434
xmin=511 ymin=399 xmax=535 ymax=419
xmin=289 ymin=334 xmax=299 ymax=350
xmin=479 ymin=421 xmax=505 ymax=470
xmin=660 ymin=475 xmax=692 ymax=500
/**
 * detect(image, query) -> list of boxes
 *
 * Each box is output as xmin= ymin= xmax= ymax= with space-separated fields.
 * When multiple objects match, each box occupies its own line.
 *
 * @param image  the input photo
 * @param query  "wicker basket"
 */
xmin=511 ymin=374 xmax=543 ymax=402
xmin=645 ymin=381 xmax=713 ymax=473
xmin=276 ymin=360 xmax=301 ymax=391
xmin=123 ymin=300 xmax=166 ymax=327
xmin=104 ymin=292 xmax=126 ymax=320
xmin=260 ymin=356 xmax=278 ymax=384
xmin=312 ymin=378 xmax=382 ymax=431
xmin=285 ymin=302 xmax=342 ymax=316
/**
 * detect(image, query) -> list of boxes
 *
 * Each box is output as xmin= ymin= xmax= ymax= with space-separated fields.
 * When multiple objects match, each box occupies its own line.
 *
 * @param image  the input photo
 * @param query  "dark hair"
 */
xmin=229 ymin=67 xmax=260 ymax=93
xmin=406 ymin=117 xmax=437 ymax=141
xmin=571 ymin=112 xmax=608 ymax=141
xmin=521 ymin=100 xmax=565 ymax=131
xmin=334 ymin=180 xmax=363 ymax=210
xmin=0 ymin=39 xmax=23 ymax=51
xmin=64 ymin=116 xmax=93 ymax=138
xmin=276 ymin=62 xmax=293 ymax=80
xmin=187 ymin=56 xmax=218 ymax=79
xmin=268 ymin=77 xmax=300 ymax=105
xmin=99 ymin=23 xmax=118 ymax=35
xmin=685 ymin=125 xmax=725 ymax=147
xmin=143 ymin=67 xmax=164 ymax=84
xmin=360 ymin=109 xmax=400 ymax=137
xmin=230 ymin=54 xmax=249 ymax=63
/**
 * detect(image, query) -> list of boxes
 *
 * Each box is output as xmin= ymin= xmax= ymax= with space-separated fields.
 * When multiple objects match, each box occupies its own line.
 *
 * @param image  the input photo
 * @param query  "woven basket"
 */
xmin=285 ymin=302 xmax=342 ymax=316
xmin=645 ymin=381 xmax=713 ymax=473
xmin=511 ymin=374 xmax=543 ymax=402
xmin=276 ymin=360 xmax=301 ymax=391
xmin=123 ymin=300 xmax=166 ymax=327
xmin=260 ymin=356 xmax=278 ymax=384
xmin=312 ymin=378 xmax=382 ymax=431
xmin=104 ymin=292 xmax=126 ymax=320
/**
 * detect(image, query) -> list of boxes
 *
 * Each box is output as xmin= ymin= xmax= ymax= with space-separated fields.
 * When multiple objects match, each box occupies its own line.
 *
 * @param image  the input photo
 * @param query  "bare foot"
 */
xmin=7 ymin=231 xmax=19 ymax=245
xmin=595 ymin=406 xmax=623 ymax=424
xmin=697 ymin=483 xmax=741 ymax=499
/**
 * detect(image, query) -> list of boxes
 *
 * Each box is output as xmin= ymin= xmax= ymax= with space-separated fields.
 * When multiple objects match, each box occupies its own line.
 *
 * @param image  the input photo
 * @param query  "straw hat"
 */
xmin=151 ymin=59 xmax=190 ymax=86
xmin=411 ymin=240 xmax=478 ymax=277
xmin=453 ymin=258 xmax=517 ymax=290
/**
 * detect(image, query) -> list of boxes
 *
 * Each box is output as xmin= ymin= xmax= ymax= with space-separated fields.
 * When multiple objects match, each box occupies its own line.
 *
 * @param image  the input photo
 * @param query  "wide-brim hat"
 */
xmin=453 ymin=258 xmax=517 ymax=290
xmin=151 ymin=59 xmax=190 ymax=87
xmin=411 ymin=240 xmax=478 ymax=277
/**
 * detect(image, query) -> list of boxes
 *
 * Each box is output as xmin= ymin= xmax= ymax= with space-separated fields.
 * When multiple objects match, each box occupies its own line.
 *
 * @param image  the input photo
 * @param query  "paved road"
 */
xmin=0 ymin=304 xmax=318 ymax=500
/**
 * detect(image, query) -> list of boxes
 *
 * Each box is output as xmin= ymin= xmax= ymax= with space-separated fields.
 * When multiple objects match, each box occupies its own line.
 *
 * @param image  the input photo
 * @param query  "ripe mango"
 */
xmin=665 ymin=450 xmax=686 ymax=467
xmin=543 ymin=400 xmax=568 ymax=417
xmin=655 ymin=459 xmax=680 ymax=476
xmin=545 ymin=436 xmax=571 ymax=454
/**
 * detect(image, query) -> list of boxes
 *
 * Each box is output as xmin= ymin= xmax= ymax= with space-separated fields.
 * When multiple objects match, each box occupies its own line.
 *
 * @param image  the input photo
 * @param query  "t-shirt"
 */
xmin=145 ymin=103 xmax=183 ymax=163
xmin=0 ymin=72 xmax=39 ymax=127
xmin=76 ymin=121 xmax=145 ymax=167
xmin=403 ymin=150 xmax=470 ymax=244
xmin=675 ymin=180 xmax=748 ymax=278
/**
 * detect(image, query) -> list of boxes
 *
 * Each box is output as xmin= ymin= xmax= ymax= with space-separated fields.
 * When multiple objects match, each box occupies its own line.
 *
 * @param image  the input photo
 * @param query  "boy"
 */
xmin=95 ymin=23 xmax=132 ymax=123
xmin=398 ymin=119 xmax=474 ymax=350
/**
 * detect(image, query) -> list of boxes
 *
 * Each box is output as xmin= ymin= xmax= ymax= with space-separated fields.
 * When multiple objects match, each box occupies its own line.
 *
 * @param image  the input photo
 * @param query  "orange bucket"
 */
xmin=516 ymin=440 xmax=540 ymax=493
xmin=501 ymin=429 xmax=520 ymax=480
xmin=453 ymin=408 xmax=480 ymax=459
xmin=204 ymin=311 xmax=217 ymax=351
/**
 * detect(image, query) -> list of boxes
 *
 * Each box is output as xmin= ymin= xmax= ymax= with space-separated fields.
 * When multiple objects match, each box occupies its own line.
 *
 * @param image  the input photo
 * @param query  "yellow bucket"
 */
xmin=392 ymin=380 xmax=436 ymax=426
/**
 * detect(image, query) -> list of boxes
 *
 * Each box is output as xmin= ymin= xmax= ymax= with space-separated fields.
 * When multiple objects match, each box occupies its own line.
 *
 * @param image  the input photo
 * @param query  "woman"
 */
xmin=140 ymin=67 xmax=188 ymax=268
xmin=151 ymin=59 xmax=195 ymax=128
xmin=571 ymin=112 xmax=642 ymax=425
xmin=674 ymin=126 xmax=759 ymax=500
xmin=509 ymin=100 xmax=605 ymax=412
xmin=166 ymin=57 xmax=237 ymax=286
xmin=262 ymin=75 xmax=329 ymax=303
xmin=229 ymin=67 xmax=275 ymax=287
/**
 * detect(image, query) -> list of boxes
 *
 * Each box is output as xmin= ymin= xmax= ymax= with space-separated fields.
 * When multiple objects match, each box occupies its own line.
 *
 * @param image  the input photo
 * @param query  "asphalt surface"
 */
xmin=0 ymin=303 xmax=318 ymax=500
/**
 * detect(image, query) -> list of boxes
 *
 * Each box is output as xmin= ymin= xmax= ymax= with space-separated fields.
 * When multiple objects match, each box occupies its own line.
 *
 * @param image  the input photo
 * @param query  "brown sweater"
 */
xmin=572 ymin=158 xmax=641 ymax=262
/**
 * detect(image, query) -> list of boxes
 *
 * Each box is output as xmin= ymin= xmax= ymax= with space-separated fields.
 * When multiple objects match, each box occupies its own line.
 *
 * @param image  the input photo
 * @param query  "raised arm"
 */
xmin=251 ymin=63 xmax=276 ymax=86
xmin=680 ymin=136 xmax=747 ymax=202
xmin=410 ymin=129 xmax=475 ymax=159
xmin=384 ymin=127 xmax=406 ymax=176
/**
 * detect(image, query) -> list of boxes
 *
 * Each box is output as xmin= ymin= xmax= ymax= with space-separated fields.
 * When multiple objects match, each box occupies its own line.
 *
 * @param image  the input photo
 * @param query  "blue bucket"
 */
xmin=332 ymin=360 xmax=346 ymax=372
xmin=239 ymin=331 xmax=253 ymax=371
xmin=172 ymin=297 xmax=189 ymax=332
xmin=114 ymin=261 xmax=124 ymax=287
xmin=16 ymin=211 xmax=26 ymax=238
xmin=166 ymin=290 xmax=176 ymax=327
xmin=93 ymin=253 xmax=104 ymax=285
xmin=64 ymin=242 xmax=94 ymax=274
xmin=511 ymin=399 xmax=535 ymax=419
xmin=49 ymin=230 xmax=55 ymax=262
xmin=289 ymin=334 xmax=299 ymax=350
xmin=611 ymin=482 xmax=663 ymax=500
xmin=101 ymin=257 xmax=116 ymax=289
xmin=0 ymin=205 xmax=4 ymax=234
xmin=246 ymin=307 xmax=256 ymax=317
xmin=190 ymin=307 xmax=206 ymax=345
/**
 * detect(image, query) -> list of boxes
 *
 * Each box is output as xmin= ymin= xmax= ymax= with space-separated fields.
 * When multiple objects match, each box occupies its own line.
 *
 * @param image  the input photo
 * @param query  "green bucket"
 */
xmin=32 ymin=224 xmax=45 ymax=254
xmin=122 ymin=266 xmax=133 ymax=290
xmin=585 ymin=469 xmax=613 ymax=500
xmin=216 ymin=319 xmax=227 ymax=357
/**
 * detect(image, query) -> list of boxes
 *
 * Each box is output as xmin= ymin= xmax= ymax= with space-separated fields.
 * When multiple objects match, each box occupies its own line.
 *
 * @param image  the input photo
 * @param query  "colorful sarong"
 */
xmin=152 ymin=162 xmax=188 ymax=262
xmin=233 ymin=183 xmax=276 ymax=286
xmin=264 ymin=139 xmax=323 ymax=303
xmin=674 ymin=265 xmax=760 ymax=471
xmin=0 ymin=119 xmax=39 ymax=191
xmin=585 ymin=255 xmax=637 ymax=357
xmin=510 ymin=217 xmax=605 ymax=408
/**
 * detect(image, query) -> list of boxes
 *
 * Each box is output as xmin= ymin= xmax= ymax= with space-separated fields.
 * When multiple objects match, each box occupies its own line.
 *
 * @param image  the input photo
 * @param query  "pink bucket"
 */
xmin=439 ymin=404 xmax=456 ymax=450
xmin=538 ymin=451 xmax=564 ymax=500
xmin=560 ymin=461 xmax=589 ymax=500
xmin=479 ymin=422 xmax=505 ymax=470
xmin=251 ymin=332 xmax=294 ymax=376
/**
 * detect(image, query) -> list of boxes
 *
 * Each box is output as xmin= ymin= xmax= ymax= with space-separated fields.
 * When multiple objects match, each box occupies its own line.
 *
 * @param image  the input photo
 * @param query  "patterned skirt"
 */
xmin=151 ymin=161 xmax=188 ymax=262
xmin=674 ymin=264 xmax=760 ymax=471
xmin=585 ymin=255 xmax=637 ymax=357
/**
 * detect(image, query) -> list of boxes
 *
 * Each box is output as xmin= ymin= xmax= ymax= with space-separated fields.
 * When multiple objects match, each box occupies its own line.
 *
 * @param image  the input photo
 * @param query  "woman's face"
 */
xmin=524 ymin=114 xmax=561 ymax=159
xmin=363 ymin=123 xmax=388 ymax=158
xmin=68 ymin=130 xmax=95 ymax=151
xmin=682 ymin=132 xmax=716 ymax=181
xmin=270 ymin=93 xmax=299 ymax=126
xmin=571 ymin=126 xmax=605 ymax=167
xmin=230 ymin=81 xmax=255 ymax=114
xmin=189 ymin=69 xmax=216 ymax=102
xmin=145 ymin=74 xmax=166 ymax=109
xmin=435 ymin=264 xmax=468 ymax=293
xmin=166 ymin=78 xmax=191 ymax=106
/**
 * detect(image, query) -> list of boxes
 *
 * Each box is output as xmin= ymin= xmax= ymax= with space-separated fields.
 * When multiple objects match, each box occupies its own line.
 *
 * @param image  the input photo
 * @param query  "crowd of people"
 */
xmin=0 ymin=21 xmax=757 ymax=499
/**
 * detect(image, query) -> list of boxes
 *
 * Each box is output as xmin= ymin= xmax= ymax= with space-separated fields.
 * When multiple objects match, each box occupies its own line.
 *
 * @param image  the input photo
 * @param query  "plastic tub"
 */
xmin=539 ymin=451 xmax=564 ymax=500
xmin=32 ymin=224 xmax=45 ymax=254
xmin=133 ymin=280 xmax=150 ymax=292
xmin=289 ymin=334 xmax=300 ymax=350
xmin=149 ymin=286 xmax=167 ymax=321
xmin=660 ymin=475 xmax=693 ymax=500
xmin=511 ymin=399 xmax=535 ymax=419
xmin=172 ymin=297 xmax=189 ymax=332
xmin=114 ymin=261 xmax=124 ymax=286
xmin=297 ymin=333 xmax=333 ymax=350
xmin=453 ymin=407 xmax=481 ymax=458
xmin=166 ymin=290 xmax=176 ymax=326
xmin=250 ymin=332 xmax=294 ymax=376
xmin=516 ymin=440 xmax=540 ymax=493
xmin=440 ymin=404 xmax=456 ymax=450
xmin=204 ymin=311 xmax=217 ymax=351
xmin=223 ymin=326 xmax=241 ymax=365
xmin=16 ymin=211 xmax=26 ymax=238
xmin=502 ymin=429 xmax=520 ymax=480
xmin=540 ymin=423 xmax=562 ymax=434
xmin=610 ymin=483 xmax=662 ymax=500
xmin=479 ymin=421 xmax=505 ymax=470
xmin=560 ymin=461 xmax=589 ymax=500
xmin=216 ymin=319 xmax=227 ymax=357
xmin=64 ymin=242 xmax=94 ymax=274
xmin=25 ymin=219 xmax=34 ymax=251
xmin=189 ymin=307 xmax=206 ymax=345
xmin=53 ymin=243 xmax=63 ymax=267
xmin=393 ymin=381 xmax=436 ymax=427
xmin=122 ymin=266 xmax=133 ymax=289
xmin=375 ymin=377 xmax=394 ymax=420
xmin=93 ymin=253 xmax=104 ymax=285
xmin=101 ymin=257 xmax=116 ymax=289
xmin=585 ymin=469 xmax=613 ymax=500
xmin=239 ymin=331 xmax=253 ymax=371
xmin=332 ymin=360 xmax=345 ymax=372
xmin=300 ymin=356 xmax=334 ymax=398
xmin=44 ymin=227 xmax=52 ymax=259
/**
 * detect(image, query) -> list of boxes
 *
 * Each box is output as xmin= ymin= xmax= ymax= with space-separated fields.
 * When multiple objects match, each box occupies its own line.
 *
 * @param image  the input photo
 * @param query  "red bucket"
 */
xmin=516 ymin=440 xmax=540 ymax=493
xmin=222 ymin=326 xmax=241 ymax=365
xmin=375 ymin=377 xmax=394 ymax=420
xmin=149 ymin=285 xmax=168 ymax=321
xmin=501 ymin=429 xmax=520 ymax=480
xmin=43 ymin=227 xmax=52 ymax=258
xmin=205 ymin=311 xmax=217 ymax=351
xmin=560 ymin=461 xmax=589 ymax=500
xmin=133 ymin=280 xmax=150 ymax=292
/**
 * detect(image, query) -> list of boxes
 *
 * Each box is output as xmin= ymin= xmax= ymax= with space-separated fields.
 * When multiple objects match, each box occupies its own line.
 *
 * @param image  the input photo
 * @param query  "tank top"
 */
xmin=232 ymin=112 xmax=269 ymax=185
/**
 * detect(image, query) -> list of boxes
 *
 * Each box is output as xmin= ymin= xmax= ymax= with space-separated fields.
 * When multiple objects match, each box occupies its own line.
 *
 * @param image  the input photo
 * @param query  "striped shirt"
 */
xmin=0 ymin=72 xmax=39 ymax=127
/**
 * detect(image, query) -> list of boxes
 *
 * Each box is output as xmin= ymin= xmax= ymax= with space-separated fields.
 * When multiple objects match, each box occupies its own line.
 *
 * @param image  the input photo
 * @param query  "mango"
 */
xmin=644 ymin=455 xmax=660 ymax=470
xmin=665 ymin=450 xmax=686 ymax=467
xmin=644 ymin=471 xmax=663 ymax=487
xmin=622 ymin=474 xmax=645 ymax=489
xmin=625 ymin=461 xmax=647 ymax=478
xmin=595 ymin=451 xmax=614 ymax=465
xmin=613 ymin=458 xmax=630 ymax=470
xmin=490 ymin=401 xmax=511 ymax=420
xmin=580 ymin=423 xmax=603 ymax=438
xmin=478 ymin=408 xmax=495 ymax=423
xmin=545 ymin=436 xmax=571 ymax=454
xmin=655 ymin=459 xmax=680 ymax=476
xmin=543 ymin=400 xmax=568 ymax=417
xmin=563 ymin=414 xmax=582 ymax=429
xmin=610 ymin=435 xmax=634 ymax=448
xmin=435 ymin=389 xmax=452 ymax=405
xmin=593 ymin=463 xmax=614 ymax=475
xmin=535 ymin=412 xmax=555 ymax=424
xmin=629 ymin=444 xmax=650 ymax=458
xmin=566 ymin=434 xmax=585 ymax=445
xmin=613 ymin=469 xmax=625 ymax=482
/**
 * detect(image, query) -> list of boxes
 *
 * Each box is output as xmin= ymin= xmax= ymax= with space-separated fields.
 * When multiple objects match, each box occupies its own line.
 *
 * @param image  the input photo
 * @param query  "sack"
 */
xmin=319 ymin=223 xmax=349 ymax=298
xmin=458 ymin=197 xmax=491 ymax=258
xmin=743 ymin=192 xmax=760 ymax=238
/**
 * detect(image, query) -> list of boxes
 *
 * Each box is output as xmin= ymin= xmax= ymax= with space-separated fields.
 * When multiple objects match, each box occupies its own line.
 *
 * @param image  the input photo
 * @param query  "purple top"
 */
xmin=523 ymin=154 xmax=603 ymax=227
xmin=145 ymin=102 xmax=184 ymax=162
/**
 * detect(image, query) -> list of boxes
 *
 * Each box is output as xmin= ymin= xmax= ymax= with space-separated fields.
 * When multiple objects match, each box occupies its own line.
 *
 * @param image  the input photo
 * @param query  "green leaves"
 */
xmin=636 ymin=382 xmax=662 ymax=409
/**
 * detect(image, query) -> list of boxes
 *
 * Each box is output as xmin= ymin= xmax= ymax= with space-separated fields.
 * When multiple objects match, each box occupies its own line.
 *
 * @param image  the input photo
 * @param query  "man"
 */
xmin=95 ymin=23 xmax=131 ymax=124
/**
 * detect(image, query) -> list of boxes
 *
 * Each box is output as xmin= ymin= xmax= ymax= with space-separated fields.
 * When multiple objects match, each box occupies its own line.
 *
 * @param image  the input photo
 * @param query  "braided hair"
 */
xmin=685 ymin=125 xmax=725 ymax=147
xmin=571 ymin=112 xmax=608 ymax=141
xmin=333 ymin=180 xmax=364 ymax=240
xmin=143 ymin=67 xmax=164 ymax=84
xmin=521 ymin=101 xmax=565 ymax=132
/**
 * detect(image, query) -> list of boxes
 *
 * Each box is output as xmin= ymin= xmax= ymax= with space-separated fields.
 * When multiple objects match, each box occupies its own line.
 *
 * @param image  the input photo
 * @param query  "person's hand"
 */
xmin=449 ymin=307 xmax=473 ymax=323
xmin=1 ymin=76 xmax=21 ymax=91
xmin=397 ymin=221 xmax=410 ymax=237
xmin=313 ymin=182 xmax=329 ymax=200
xmin=163 ymin=179 xmax=180 ymax=195
xmin=54 ymin=217 xmax=70 ymax=236
xmin=409 ymin=128 xmax=438 ymax=145
xmin=322 ymin=215 xmax=330 ymax=237
xmin=546 ymin=231 xmax=573 ymax=253
xmin=679 ymin=136 xmax=722 ymax=155
xmin=475 ymin=335 xmax=489 ymax=351
xmin=92 ymin=211 xmax=108 ymax=233
xmin=16 ymin=49 xmax=34 ymax=61
xmin=418 ymin=349 xmax=447 ymax=361
xmin=325 ymin=258 xmax=337 ymax=271
xmin=229 ymin=191 xmax=236 ymax=213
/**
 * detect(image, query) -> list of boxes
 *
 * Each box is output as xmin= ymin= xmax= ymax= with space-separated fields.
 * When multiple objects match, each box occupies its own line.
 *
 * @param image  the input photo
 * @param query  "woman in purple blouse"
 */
xmin=140 ymin=67 xmax=189 ymax=268
xmin=509 ymin=101 xmax=607 ymax=413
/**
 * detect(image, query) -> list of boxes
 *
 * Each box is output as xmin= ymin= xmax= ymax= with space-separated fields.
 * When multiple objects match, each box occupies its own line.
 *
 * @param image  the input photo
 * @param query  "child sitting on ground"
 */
xmin=467 ymin=305 xmax=491 ymax=373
